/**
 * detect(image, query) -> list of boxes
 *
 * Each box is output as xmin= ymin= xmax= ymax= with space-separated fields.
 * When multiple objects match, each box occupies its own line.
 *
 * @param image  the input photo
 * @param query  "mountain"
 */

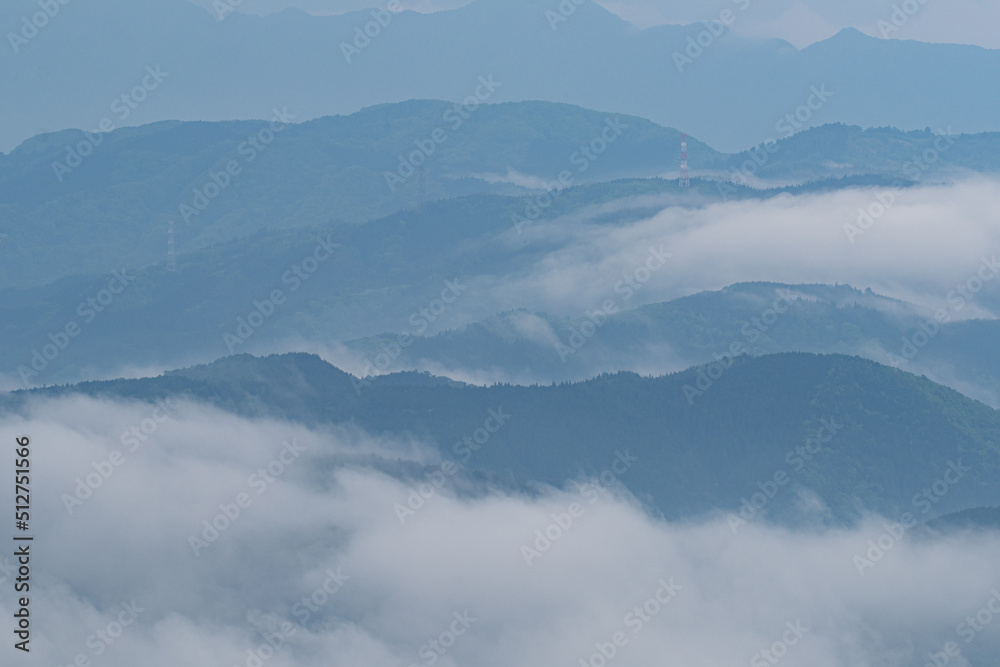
xmin=2 ymin=0 xmax=1000 ymax=153
xmin=925 ymin=506 xmax=1000 ymax=532
xmin=4 ymin=94 xmax=998 ymax=292
xmin=2 ymin=167 xmax=998 ymax=397
xmin=7 ymin=351 xmax=999 ymax=523
xmin=728 ymin=123 xmax=1000 ymax=181
xmin=341 ymin=281 xmax=1000 ymax=406
xmin=0 ymin=180 xmax=705 ymax=390
xmin=0 ymin=101 xmax=723 ymax=289
xmin=0 ymin=175 xmax=961 ymax=391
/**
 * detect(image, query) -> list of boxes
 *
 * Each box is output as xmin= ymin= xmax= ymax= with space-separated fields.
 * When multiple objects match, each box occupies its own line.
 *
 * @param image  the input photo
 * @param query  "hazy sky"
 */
xmin=184 ymin=0 xmax=1000 ymax=49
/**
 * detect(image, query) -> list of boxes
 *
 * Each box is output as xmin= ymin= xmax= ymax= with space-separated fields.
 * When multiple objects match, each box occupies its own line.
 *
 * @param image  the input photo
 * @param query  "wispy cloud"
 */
xmin=481 ymin=178 xmax=1000 ymax=319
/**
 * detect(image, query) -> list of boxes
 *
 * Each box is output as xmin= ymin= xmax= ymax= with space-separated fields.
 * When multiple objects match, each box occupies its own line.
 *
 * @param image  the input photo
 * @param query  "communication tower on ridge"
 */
xmin=679 ymin=133 xmax=690 ymax=188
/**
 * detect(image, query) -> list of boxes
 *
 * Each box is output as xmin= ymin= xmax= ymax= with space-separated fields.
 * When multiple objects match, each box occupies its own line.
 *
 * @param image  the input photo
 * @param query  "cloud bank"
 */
xmin=483 ymin=178 xmax=1000 ymax=321
xmin=2 ymin=396 xmax=1000 ymax=665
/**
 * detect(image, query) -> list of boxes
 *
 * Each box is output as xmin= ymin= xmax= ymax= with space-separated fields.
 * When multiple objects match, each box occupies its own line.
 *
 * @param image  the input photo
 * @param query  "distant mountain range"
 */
xmin=0 ymin=102 xmax=716 ymax=288
xmin=7 ymin=351 xmax=999 ymax=523
xmin=8 ymin=3 xmax=1000 ymax=661
xmin=4 ymin=173 xmax=1000 ymax=400
xmin=2 ymin=0 xmax=1000 ymax=153
xmin=342 ymin=281 xmax=1000 ymax=407
xmin=2 ymin=99 xmax=997 ymax=291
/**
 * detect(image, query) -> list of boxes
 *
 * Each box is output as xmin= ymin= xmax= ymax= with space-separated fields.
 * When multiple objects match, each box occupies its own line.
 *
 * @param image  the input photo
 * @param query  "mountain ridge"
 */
xmin=3 ymin=99 xmax=997 ymax=292
xmin=3 ymin=0 xmax=1000 ymax=152
xmin=5 ymin=350 xmax=998 ymax=523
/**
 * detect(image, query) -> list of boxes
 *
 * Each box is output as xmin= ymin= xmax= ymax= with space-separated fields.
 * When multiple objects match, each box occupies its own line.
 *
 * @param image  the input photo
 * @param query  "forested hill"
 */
xmin=7 ymin=351 xmax=1000 ymax=523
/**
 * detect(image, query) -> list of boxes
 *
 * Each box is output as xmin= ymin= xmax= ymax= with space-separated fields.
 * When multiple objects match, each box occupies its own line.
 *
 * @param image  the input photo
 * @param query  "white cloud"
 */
xmin=2 ymin=395 xmax=1000 ymax=665
xmin=246 ymin=179 xmax=1000 ymax=396
xmin=477 ymin=178 xmax=1000 ymax=320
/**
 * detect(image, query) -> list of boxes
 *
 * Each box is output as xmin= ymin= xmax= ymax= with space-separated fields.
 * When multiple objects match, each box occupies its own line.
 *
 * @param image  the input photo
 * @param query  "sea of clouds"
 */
xmin=2 ymin=395 xmax=999 ymax=666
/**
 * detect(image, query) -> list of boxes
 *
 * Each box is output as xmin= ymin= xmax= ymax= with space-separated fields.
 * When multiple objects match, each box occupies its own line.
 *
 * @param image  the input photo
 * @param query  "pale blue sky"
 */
xmin=186 ymin=0 xmax=1000 ymax=49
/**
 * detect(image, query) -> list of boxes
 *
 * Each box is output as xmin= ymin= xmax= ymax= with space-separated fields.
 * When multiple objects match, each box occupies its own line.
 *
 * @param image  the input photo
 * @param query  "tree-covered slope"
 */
xmin=8 ymin=352 xmax=999 ymax=523
xmin=2 ymin=94 xmax=995 ymax=291
xmin=345 ymin=282 xmax=1000 ymax=406
xmin=728 ymin=124 xmax=1000 ymax=181
xmin=0 ymin=178 xmax=911 ymax=388
xmin=0 ymin=101 xmax=721 ymax=289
